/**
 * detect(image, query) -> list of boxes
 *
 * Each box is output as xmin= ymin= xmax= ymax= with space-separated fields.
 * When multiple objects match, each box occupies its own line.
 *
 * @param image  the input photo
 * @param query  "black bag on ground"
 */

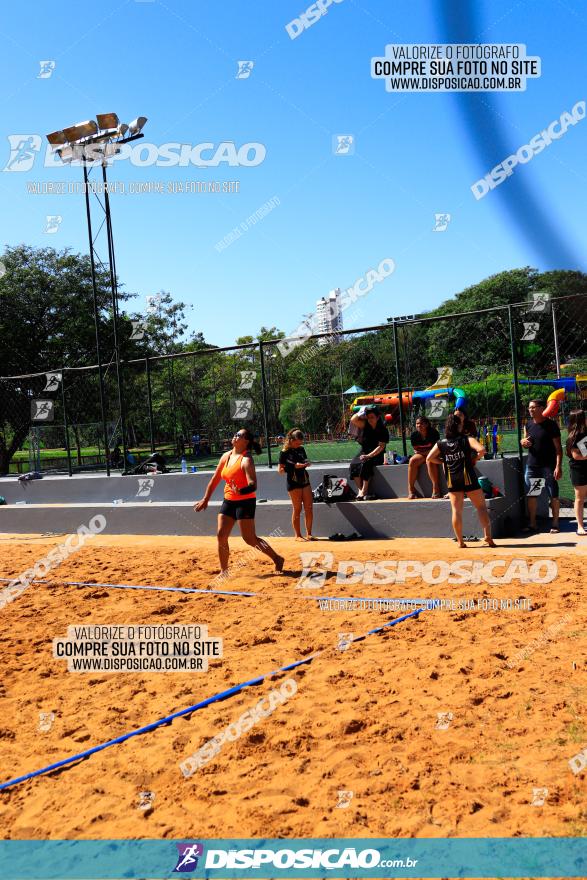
xmin=313 ymin=483 xmax=326 ymax=503
xmin=321 ymin=474 xmax=356 ymax=503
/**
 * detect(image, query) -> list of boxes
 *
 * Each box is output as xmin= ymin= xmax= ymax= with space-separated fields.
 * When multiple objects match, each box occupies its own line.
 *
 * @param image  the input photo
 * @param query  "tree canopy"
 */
xmin=0 ymin=249 xmax=585 ymax=472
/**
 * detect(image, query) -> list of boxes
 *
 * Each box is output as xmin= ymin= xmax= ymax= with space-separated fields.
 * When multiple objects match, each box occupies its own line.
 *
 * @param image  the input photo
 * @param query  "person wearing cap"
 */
xmin=348 ymin=405 xmax=389 ymax=500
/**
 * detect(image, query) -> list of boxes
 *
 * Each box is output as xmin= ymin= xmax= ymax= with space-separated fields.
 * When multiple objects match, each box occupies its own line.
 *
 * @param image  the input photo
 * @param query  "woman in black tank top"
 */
xmin=427 ymin=412 xmax=496 ymax=548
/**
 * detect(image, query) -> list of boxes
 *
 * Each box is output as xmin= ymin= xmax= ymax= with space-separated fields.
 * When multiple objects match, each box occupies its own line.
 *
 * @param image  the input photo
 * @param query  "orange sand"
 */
xmin=0 ymin=534 xmax=585 ymax=843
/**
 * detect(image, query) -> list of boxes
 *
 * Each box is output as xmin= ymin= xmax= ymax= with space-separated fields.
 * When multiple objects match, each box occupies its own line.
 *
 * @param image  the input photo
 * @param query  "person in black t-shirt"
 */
xmin=408 ymin=416 xmax=441 ymax=498
xmin=278 ymin=429 xmax=314 ymax=539
xmin=427 ymin=412 xmax=495 ymax=548
xmin=565 ymin=409 xmax=587 ymax=536
xmin=521 ymin=399 xmax=563 ymax=533
xmin=349 ymin=405 xmax=389 ymax=500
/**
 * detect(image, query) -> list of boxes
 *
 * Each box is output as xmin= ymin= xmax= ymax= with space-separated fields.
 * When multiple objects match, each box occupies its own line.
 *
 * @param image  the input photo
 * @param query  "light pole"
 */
xmin=45 ymin=114 xmax=147 ymax=472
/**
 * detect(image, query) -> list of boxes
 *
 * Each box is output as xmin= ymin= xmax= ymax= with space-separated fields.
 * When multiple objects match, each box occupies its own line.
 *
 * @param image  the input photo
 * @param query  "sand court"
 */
xmin=0 ymin=533 xmax=584 ymax=842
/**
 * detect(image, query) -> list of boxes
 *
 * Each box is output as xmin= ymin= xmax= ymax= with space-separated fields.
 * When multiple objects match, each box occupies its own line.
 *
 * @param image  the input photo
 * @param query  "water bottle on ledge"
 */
xmin=181 ymin=458 xmax=187 ymax=473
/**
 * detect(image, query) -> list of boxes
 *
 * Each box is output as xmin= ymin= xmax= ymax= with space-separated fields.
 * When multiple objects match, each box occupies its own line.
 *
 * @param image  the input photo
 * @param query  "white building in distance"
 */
xmin=315 ymin=289 xmax=343 ymax=345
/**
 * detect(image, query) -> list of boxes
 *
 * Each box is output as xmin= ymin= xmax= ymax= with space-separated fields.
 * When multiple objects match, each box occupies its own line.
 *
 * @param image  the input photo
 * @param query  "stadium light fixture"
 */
xmin=43 ymin=111 xmax=148 ymax=472
xmin=96 ymin=112 xmax=120 ymax=129
xmin=62 ymin=119 xmax=98 ymax=143
xmin=127 ymin=116 xmax=147 ymax=136
xmin=46 ymin=130 xmax=66 ymax=146
xmin=46 ymin=114 xmax=147 ymax=163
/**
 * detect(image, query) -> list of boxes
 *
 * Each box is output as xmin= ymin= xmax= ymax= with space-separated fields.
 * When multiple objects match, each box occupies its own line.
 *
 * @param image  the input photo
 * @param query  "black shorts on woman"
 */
xmin=219 ymin=498 xmax=256 ymax=520
xmin=569 ymin=431 xmax=587 ymax=487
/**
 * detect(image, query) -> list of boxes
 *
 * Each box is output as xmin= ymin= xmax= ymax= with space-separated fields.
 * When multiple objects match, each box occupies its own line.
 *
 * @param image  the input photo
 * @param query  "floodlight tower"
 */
xmin=45 ymin=114 xmax=147 ymax=474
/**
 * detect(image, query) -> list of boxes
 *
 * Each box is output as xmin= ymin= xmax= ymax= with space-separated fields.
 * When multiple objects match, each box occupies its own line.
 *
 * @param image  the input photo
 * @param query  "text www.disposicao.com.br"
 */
xmin=69 ymin=657 xmax=202 ymax=671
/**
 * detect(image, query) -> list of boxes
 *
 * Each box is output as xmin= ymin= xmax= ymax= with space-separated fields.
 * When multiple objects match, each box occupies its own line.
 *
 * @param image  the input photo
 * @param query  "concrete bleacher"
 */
xmin=0 ymin=457 xmax=524 ymax=539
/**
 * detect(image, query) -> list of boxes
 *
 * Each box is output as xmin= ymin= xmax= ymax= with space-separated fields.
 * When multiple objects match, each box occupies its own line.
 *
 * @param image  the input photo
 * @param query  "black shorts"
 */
xmin=570 ymin=464 xmax=587 ymax=488
xmin=287 ymin=481 xmax=311 ymax=492
xmin=447 ymin=479 xmax=480 ymax=495
xmin=350 ymin=453 xmax=384 ymax=481
xmin=219 ymin=498 xmax=256 ymax=520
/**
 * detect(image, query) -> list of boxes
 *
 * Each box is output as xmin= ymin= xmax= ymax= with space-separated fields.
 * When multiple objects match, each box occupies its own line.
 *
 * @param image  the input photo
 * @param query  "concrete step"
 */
xmin=0 ymin=496 xmax=512 ymax=539
xmin=0 ymin=457 xmax=523 ymax=504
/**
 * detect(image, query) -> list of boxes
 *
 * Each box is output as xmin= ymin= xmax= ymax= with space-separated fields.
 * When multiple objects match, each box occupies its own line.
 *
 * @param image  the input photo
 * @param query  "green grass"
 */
xmin=13 ymin=446 xmax=109 ymax=461
xmin=10 ymin=431 xmax=576 ymax=501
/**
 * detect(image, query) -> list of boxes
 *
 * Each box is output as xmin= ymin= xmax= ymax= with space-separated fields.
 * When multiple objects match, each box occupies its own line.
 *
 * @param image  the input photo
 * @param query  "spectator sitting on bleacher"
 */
xmin=408 ymin=416 xmax=441 ymax=499
xmin=348 ymin=405 xmax=389 ymax=500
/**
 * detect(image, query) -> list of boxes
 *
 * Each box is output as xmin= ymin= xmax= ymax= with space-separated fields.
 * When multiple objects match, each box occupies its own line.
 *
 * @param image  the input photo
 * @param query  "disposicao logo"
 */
xmin=173 ymin=843 xmax=204 ymax=872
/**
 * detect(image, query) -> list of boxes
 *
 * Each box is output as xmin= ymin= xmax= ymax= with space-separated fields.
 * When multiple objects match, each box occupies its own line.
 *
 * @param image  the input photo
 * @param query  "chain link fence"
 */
xmin=1 ymin=294 xmax=585 ymax=491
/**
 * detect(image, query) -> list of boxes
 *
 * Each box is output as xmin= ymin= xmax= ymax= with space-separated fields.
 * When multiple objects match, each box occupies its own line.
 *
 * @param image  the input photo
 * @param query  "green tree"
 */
xmin=279 ymin=391 xmax=320 ymax=432
xmin=0 ymin=247 xmax=194 ymax=470
xmin=0 ymin=245 xmax=128 ymax=472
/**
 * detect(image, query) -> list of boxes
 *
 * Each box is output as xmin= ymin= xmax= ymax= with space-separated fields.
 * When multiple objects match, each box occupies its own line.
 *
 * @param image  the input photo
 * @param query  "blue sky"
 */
xmin=1 ymin=0 xmax=586 ymax=347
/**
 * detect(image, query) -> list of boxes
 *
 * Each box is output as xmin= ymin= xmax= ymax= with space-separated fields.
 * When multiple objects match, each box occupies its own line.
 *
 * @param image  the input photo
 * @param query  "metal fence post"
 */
xmin=145 ymin=356 xmax=155 ymax=454
xmin=83 ymin=163 xmax=110 ymax=477
xmin=60 ymin=368 xmax=73 ymax=477
xmin=259 ymin=341 xmax=273 ymax=468
xmin=101 ymin=162 xmax=128 ymax=468
xmin=392 ymin=320 xmax=408 ymax=457
xmin=552 ymin=301 xmax=562 ymax=379
xmin=167 ymin=357 xmax=179 ymax=456
xmin=508 ymin=305 xmax=527 ymax=522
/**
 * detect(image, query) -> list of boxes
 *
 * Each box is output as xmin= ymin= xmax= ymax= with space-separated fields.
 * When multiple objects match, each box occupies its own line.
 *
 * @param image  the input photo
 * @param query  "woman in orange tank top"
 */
xmin=194 ymin=428 xmax=284 ymax=576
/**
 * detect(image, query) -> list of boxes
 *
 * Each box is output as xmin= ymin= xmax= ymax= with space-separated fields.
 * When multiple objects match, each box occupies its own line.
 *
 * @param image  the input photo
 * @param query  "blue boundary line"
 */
xmin=0 ymin=576 xmax=436 ymax=603
xmin=0 ymin=609 xmax=422 ymax=792
xmin=0 ymin=577 xmax=256 ymax=598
